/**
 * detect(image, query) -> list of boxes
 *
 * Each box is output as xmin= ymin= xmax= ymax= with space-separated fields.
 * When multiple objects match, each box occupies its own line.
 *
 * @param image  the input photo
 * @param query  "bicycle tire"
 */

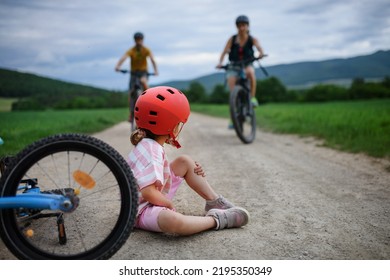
xmin=129 ymin=88 xmax=143 ymax=132
xmin=0 ymin=133 xmax=138 ymax=259
xmin=229 ymin=85 xmax=256 ymax=144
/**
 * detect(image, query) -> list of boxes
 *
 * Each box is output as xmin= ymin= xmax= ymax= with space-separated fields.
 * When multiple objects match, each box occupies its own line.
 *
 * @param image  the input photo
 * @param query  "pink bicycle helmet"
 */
xmin=134 ymin=86 xmax=190 ymax=148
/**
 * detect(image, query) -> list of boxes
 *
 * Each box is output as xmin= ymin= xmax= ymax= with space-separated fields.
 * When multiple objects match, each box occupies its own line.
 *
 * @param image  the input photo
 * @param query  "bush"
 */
xmin=303 ymin=84 xmax=348 ymax=102
xmin=12 ymin=94 xmax=128 ymax=110
xmin=349 ymin=78 xmax=390 ymax=99
xmin=209 ymin=84 xmax=229 ymax=104
xmin=12 ymin=98 xmax=45 ymax=110
xmin=257 ymin=77 xmax=289 ymax=103
xmin=185 ymin=82 xmax=207 ymax=103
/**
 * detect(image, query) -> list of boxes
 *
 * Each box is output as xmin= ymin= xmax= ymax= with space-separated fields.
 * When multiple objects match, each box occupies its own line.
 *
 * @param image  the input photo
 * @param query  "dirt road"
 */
xmin=1 ymin=112 xmax=389 ymax=259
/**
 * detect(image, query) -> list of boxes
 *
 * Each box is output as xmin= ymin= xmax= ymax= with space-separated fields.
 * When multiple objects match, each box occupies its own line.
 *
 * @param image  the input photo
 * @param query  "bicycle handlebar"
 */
xmin=218 ymin=54 xmax=268 ymax=76
xmin=117 ymin=69 xmax=155 ymax=76
xmin=218 ymin=54 xmax=268 ymax=70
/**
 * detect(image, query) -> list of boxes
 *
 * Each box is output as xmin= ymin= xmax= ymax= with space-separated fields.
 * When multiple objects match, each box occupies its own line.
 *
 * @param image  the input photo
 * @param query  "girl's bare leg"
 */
xmin=140 ymin=76 xmax=149 ymax=90
xmin=170 ymin=155 xmax=218 ymax=200
xmin=158 ymin=209 xmax=216 ymax=235
xmin=227 ymin=76 xmax=236 ymax=92
xmin=246 ymin=66 xmax=256 ymax=97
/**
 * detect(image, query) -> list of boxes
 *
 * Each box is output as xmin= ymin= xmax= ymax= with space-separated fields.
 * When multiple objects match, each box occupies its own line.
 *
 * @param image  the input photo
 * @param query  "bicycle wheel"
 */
xmin=129 ymin=90 xmax=136 ymax=131
xmin=129 ymin=88 xmax=143 ymax=132
xmin=229 ymin=85 xmax=256 ymax=144
xmin=0 ymin=133 xmax=138 ymax=259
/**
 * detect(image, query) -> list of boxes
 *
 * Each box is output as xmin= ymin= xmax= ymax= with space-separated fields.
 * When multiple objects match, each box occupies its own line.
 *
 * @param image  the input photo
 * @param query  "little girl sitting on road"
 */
xmin=127 ymin=86 xmax=249 ymax=235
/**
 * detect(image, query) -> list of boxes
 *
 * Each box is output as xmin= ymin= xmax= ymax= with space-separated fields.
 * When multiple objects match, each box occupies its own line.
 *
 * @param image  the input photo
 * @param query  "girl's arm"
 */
xmin=217 ymin=37 xmax=233 ymax=67
xmin=141 ymin=184 xmax=174 ymax=209
xmin=115 ymin=53 xmax=128 ymax=71
xmin=252 ymin=37 xmax=265 ymax=58
xmin=149 ymin=52 xmax=159 ymax=75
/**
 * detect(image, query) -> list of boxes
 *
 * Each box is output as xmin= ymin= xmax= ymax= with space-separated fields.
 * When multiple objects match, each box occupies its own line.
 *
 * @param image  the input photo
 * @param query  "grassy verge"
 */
xmin=191 ymin=99 xmax=390 ymax=158
xmin=0 ymin=108 xmax=128 ymax=157
xmin=1 ymin=100 xmax=389 ymax=159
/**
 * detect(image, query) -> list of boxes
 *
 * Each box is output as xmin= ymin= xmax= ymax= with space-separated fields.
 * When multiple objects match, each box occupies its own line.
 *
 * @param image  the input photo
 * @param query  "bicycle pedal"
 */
xmin=57 ymin=215 xmax=67 ymax=245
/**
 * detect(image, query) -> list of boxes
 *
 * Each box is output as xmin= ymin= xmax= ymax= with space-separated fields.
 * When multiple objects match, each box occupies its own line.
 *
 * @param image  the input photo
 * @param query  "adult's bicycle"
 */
xmin=218 ymin=56 xmax=267 ymax=144
xmin=0 ymin=133 xmax=138 ymax=259
xmin=118 ymin=70 xmax=155 ymax=131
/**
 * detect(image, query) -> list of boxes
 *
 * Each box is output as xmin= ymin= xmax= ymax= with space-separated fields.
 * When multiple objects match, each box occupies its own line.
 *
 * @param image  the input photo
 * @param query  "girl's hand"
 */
xmin=166 ymin=201 xmax=175 ymax=210
xmin=194 ymin=161 xmax=206 ymax=177
xmin=141 ymin=185 xmax=175 ymax=209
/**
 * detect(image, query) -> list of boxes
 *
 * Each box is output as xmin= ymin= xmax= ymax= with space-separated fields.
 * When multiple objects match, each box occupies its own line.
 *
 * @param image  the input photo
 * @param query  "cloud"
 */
xmin=158 ymin=52 xmax=218 ymax=67
xmin=0 ymin=0 xmax=389 ymax=90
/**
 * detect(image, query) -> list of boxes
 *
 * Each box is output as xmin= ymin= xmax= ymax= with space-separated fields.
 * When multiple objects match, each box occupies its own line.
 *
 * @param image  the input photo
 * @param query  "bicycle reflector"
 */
xmin=73 ymin=170 xmax=96 ymax=189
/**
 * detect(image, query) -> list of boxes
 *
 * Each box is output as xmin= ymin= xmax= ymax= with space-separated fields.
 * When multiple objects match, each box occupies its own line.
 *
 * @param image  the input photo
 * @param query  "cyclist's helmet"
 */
xmin=134 ymin=86 xmax=190 ymax=148
xmin=134 ymin=32 xmax=144 ymax=40
xmin=236 ymin=15 xmax=249 ymax=25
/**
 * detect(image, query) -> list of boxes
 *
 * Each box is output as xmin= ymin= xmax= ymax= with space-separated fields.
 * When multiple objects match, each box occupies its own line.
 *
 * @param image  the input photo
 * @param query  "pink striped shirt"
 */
xmin=127 ymin=138 xmax=171 ymax=215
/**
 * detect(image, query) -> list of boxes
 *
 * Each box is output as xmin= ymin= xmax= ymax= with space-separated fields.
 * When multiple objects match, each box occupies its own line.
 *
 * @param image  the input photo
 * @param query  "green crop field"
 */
xmin=191 ymin=99 xmax=390 ymax=158
xmin=1 ymin=100 xmax=389 ymax=159
xmin=0 ymin=108 xmax=128 ymax=157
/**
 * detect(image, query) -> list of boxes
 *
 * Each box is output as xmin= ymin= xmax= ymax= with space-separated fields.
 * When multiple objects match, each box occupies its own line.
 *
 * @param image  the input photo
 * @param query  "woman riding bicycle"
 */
xmin=115 ymin=32 xmax=159 ymax=121
xmin=216 ymin=15 xmax=265 ymax=108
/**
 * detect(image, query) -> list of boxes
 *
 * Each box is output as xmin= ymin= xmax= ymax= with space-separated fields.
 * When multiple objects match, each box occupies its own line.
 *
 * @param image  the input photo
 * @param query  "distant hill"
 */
xmin=0 ymin=68 xmax=118 ymax=98
xmin=160 ymin=50 xmax=390 ymax=92
xmin=0 ymin=68 xmax=126 ymax=110
xmin=1 ymin=50 xmax=389 ymax=98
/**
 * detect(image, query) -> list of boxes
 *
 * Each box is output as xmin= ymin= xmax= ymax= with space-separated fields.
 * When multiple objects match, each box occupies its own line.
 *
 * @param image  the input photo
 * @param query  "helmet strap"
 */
xmin=165 ymin=133 xmax=181 ymax=149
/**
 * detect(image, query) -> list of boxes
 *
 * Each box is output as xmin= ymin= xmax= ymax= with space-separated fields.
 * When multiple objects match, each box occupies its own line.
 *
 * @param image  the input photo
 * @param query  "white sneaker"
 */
xmin=206 ymin=207 xmax=250 ymax=230
xmin=205 ymin=195 xmax=235 ymax=212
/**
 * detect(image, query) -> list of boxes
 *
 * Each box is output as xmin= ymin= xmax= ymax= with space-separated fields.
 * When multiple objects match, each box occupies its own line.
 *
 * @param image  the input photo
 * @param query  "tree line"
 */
xmin=2 ymin=66 xmax=389 ymax=111
xmin=183 ymin=76 xmax=390 ymax=104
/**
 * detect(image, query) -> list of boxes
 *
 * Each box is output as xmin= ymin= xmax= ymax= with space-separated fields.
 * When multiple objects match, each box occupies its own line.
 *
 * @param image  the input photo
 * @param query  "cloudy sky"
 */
xmin=0 ymin=0 xmax=389 ymax=90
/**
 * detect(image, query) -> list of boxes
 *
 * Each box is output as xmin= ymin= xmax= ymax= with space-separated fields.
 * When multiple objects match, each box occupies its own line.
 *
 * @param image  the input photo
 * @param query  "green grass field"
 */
xmin=0 ymin=108 xmax=128 ymax=157
xmin=1 ymin=100 xmax=389 ymax=159
xmin=191 ymin=99 xmax=390 ymax=158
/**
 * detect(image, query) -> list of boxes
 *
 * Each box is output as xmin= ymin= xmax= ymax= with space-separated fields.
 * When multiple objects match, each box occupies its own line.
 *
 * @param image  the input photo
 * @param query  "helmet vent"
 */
xmin=156 ymin=94 xmax=165 ymax=101
xmin=149 ymin=121 xmax=157 ymax=125
xmin=149 ymin=110 xmax=157 ymax=116
xmin=166 ymin=89 xmax=175 ymax=94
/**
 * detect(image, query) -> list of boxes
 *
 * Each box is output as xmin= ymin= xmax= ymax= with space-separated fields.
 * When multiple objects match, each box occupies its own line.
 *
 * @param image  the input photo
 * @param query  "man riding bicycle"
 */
xmin=115 ymin=32 xmax=159 ymax=121
xmin=216 ymin=15 xmax=265 ymax=108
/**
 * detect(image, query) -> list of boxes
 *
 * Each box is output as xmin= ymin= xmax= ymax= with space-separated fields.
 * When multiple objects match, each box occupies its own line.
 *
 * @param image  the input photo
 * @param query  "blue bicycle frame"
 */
xmin=0 ymin=193 xmax=72 ymax=211
xmin=0 ymin=186 xmax=74 ymax=211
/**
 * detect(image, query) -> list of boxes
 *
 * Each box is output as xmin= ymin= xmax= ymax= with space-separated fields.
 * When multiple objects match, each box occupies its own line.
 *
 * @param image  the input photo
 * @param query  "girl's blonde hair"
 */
xmin=130 ymin=129 xmax=145 ymax=146
xmin=130 ymin=128 xmax=157 ymax=146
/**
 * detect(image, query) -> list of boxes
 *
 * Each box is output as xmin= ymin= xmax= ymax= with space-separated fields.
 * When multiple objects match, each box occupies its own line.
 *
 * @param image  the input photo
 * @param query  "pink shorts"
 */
xmin=135 ymin=172 xmax=183 ymax=232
